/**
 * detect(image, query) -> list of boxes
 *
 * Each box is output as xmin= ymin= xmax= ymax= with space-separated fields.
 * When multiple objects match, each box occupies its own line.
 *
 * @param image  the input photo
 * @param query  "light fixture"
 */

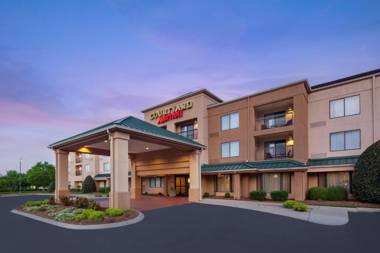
xmin=286 ymin=137 xmax=294 ymax=146
xmin=145 ymin=147 xmax=149 ymax=150
xmin=188 ymin=178 xmax=190 ymax=183
xmin=78 ymin=147 xmax=91 ymax=153
xmin=104 ymin=140 xmax=108 ymax=143
xmin=273 ymin=174 xmax=278 ymax=179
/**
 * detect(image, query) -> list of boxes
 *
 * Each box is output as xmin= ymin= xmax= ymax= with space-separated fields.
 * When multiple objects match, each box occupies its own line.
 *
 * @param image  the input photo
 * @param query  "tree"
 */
xmin=82 ymin=175 xmax=96 ymax=193
xmin=0 ymin=170 xmax=28 ymax=192
xmin=352 ymin=140 xmax=380 ymax=203
xmin=26 ymin=162 xmax=55 ymax=189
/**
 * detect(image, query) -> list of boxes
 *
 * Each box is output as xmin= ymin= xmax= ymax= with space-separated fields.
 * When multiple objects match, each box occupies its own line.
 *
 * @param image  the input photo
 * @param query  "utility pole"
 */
xmin=19 ymin=158 xmax=22 ymax=194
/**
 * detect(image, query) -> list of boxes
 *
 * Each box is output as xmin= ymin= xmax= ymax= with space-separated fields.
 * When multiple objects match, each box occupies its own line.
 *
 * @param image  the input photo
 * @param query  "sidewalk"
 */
xmin=200 ymin=199 xmax=380 ymax=226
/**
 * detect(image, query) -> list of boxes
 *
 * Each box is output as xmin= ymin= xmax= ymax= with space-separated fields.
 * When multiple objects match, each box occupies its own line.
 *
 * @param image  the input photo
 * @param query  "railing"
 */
xmin=75 ymin=157 xmax=82 ymax=163
xmin=264 ymin=145 xmax=294 ymax=160
xmin=177 ymin=129 xmax=198 ymax=140
xmin=75 ymin=170 xmax=82 ymax=176
xmin=256 ymin=111 xmax=294 ymax=130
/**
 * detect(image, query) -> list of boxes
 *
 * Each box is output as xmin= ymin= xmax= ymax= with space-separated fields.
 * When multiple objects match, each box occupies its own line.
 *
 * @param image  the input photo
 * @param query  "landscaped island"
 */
xmin=17 ymin=197 xmax=138 ymax=225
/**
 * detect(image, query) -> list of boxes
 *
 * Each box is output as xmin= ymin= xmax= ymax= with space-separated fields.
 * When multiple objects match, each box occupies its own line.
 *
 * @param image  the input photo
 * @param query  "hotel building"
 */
xmin=57 ymin=68 xmax=380 ymax=208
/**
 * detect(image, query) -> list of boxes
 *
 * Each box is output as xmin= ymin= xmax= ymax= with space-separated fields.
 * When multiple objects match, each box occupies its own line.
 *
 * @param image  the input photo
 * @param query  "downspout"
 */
xmin=372 ymin=76 xmax=376 ymax=143
xmin=247 ymin=96 xmax=250 ymax=162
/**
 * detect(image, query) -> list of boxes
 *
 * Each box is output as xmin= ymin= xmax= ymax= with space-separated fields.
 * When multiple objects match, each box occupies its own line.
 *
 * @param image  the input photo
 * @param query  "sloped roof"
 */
xmin=307 ymin=156 xmax=359 ymax=167
xmin=49 ymin=116 xmax=205 ymax=149
xmin=202 ymin=160 xmax=306 ymax=173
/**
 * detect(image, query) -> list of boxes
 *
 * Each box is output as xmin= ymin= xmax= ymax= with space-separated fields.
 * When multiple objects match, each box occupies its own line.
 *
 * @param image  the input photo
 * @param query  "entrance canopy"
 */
xmin=49 ymin=116 xmax=205 ymax=154
xmin=49 ymin=116 xmax=205 ymax=209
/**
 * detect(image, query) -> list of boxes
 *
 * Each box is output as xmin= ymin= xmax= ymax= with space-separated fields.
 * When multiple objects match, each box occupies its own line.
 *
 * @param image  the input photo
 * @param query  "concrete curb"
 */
xmin=11 ymin=209 xmax=144 ymax=230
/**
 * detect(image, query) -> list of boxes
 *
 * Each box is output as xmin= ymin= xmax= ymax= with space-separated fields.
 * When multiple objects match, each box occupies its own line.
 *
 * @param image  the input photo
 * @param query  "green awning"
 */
xmin=307 ymin=155 xmax=359 ymax=167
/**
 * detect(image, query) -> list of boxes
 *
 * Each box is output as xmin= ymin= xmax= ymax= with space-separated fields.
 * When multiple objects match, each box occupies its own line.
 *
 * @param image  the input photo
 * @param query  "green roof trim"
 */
xmin=307 ymin=155 xmax=359 ymax=167
xmin=94 ymin=172 xmax=131 ymax=179
xmin=94 ymin=173 xmax=111 ymax=179
xmin=202 ymin=156 xmax=359 ymax=173
xmin=202 ymin=160 xmax=306 ymax=173
xmin=49 ymin=116 xmax=205 ymax=149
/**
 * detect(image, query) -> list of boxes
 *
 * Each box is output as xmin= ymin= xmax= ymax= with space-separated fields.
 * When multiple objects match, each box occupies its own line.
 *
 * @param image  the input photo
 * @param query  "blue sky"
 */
xmin=0 ymin=0 xmax=379 ymax=173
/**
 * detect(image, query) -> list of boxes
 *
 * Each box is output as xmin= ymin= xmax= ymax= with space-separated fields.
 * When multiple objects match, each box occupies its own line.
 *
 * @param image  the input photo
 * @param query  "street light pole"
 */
xmin=19 ymin=158 xmax=22 ymax=194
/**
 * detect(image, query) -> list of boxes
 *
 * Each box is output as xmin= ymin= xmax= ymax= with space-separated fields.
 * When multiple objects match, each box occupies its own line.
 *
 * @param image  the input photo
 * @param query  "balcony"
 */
xmin=75 ymin=169 xmax=82 ymax=176
xmin=264 ymin=145 xmax=293 ymax=160
xmin=177 ymin=129 xmax=198 ymax=140
xmin=256 ymin=110 xmax=294 ymax=131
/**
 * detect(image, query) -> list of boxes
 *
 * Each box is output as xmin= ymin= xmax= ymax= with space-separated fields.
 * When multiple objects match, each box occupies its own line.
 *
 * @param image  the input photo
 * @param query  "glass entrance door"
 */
xmin=175 ymin=175 xmax=189 ymax=196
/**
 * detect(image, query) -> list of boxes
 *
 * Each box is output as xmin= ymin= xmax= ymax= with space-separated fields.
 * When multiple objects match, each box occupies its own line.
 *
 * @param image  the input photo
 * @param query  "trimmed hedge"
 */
xmin=270 ymin=190 xmax=288 ymax=201
xmin=203 ymin=192 xmax=210 ymax=198
xmin=308 ymin=186 xmax=348 ymax=201
xmin=224 ymin=192 xmax=231 ymax=198
xmin=308 ymin=187 xmax=327 ymax=200
xmin=82 ymin=176 xmax=96 ymax=193
xmin=249 ymin=191 xmax=266 ymax=201
xmin=326 ymin=186 xmax=348 ymax=201
xmin=352 ymin=140 xmax=380 ymax=203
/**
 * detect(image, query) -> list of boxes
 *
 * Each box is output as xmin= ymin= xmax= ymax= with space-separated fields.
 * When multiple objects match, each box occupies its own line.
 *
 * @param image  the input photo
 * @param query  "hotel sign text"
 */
xmin=150 ymin=100 xmax=193 ymax=124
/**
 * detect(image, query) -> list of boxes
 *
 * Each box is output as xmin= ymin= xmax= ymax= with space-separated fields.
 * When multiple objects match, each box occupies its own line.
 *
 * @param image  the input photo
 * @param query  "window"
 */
xmin=330 ymin=95 xmax=360 ymax=118
xmin=221 ymin=112 xmax=239 ymax=130
xmin=260 ymin=173 xmax=291 ymax=193
xmin=178 ymin=122 xmax=197 ymax=139
xmin=221 ymin=141 xmax=240 ymax=158
xmin=216 ymin=175 xmax=231 ymax=192
xmin=264 ymin=111 xmax=286 ymax=129
xmin=330 ymin=130 xmax=360 ymax=151
xmin=84 ymin=154 xmax=90 ymax=159
xmin=103 ymin=162 xmax=110 ymax=172
xmin=317 ymin=172 xmax=351 ymax=191
xmin=84 ymin=164 xmax=91 ymax=172
xmin=149 ymin=177 xmax=163 ymax=188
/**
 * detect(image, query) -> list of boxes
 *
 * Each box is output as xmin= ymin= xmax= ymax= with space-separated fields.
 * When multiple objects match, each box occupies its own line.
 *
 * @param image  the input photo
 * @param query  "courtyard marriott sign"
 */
xmin=150 ymin=100 xmax=193 ymax=124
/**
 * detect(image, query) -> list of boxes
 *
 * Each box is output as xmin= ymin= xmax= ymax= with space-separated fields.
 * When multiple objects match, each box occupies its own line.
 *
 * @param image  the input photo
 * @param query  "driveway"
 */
xmin=1 ymin=195 xmax=379 ymax=253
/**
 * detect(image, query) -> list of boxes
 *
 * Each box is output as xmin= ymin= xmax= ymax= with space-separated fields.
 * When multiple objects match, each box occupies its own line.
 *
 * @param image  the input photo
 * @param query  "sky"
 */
xmin=0 ymin=0 xmax=379 ymax=174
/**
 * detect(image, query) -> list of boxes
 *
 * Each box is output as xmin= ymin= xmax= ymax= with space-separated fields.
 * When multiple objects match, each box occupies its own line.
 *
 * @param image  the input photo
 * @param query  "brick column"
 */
xmin=233 ymin=174 xmax=241 ymax=200
xmin=55 ymin=149 xmax=69 ymax=202
xmin=189 ymin=150 xmax=201 ymax=202
xmin=109 ymin=132 xmax=131 ymax=209
xmin=293 ymin=171 xmax=307 ymax=201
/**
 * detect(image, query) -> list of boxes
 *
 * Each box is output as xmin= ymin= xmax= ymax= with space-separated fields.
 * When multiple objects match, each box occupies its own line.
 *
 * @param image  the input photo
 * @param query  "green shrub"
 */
xmin=23 ymin=199 xmax=49 ymax=207
xmin=224 ymin=192 xmax=231 ymax=198
xmin=88 ymin=200 xmax=101 ymax=210
xmin=23 ymin=205 xmax=49 ymax=212
xmin=249 ymin=191 xmax=266 ymax=201
xmin=98 ymin=187 xmax=110 ymax=194
xmin=82 ymin=176 xmax=96 ymax=193
xmin=326 ymin=186 xmax=348 ymax=201
xmin=74 ymin=213 xmax=87 ymax=221
xmin=82 ymin=209 xmax=105 ymax=220
xmin=270 ymin=191 xmax=288 ymax=201
xmin=293 ymin=202 xmax=308 ymax=212
xmin=74 ymin=197 xmax=89 ymax=208
xmin=105 ymin=208 xmax=125 ymax=217
xmin=283 ymin=200 xmax=297 ymax=209
xmin=352 ymin=140 xmax=380 ymax=203
xmin=308 ymin=187 xmax=327 ymax=200
xmin=203 ymin=192 xmax=210 ymax=198
xmin=59 ymin=196 xmax=73 ymax=206
xmin=55 ymin=212 xmax=75 ymax=221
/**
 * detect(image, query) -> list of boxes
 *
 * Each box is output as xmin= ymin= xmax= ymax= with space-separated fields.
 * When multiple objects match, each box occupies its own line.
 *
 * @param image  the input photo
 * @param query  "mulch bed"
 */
xmin=304 ymin=200 xmax=380 ymax=208
xmin=16 ymin=205 xmax=139 ymax=225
